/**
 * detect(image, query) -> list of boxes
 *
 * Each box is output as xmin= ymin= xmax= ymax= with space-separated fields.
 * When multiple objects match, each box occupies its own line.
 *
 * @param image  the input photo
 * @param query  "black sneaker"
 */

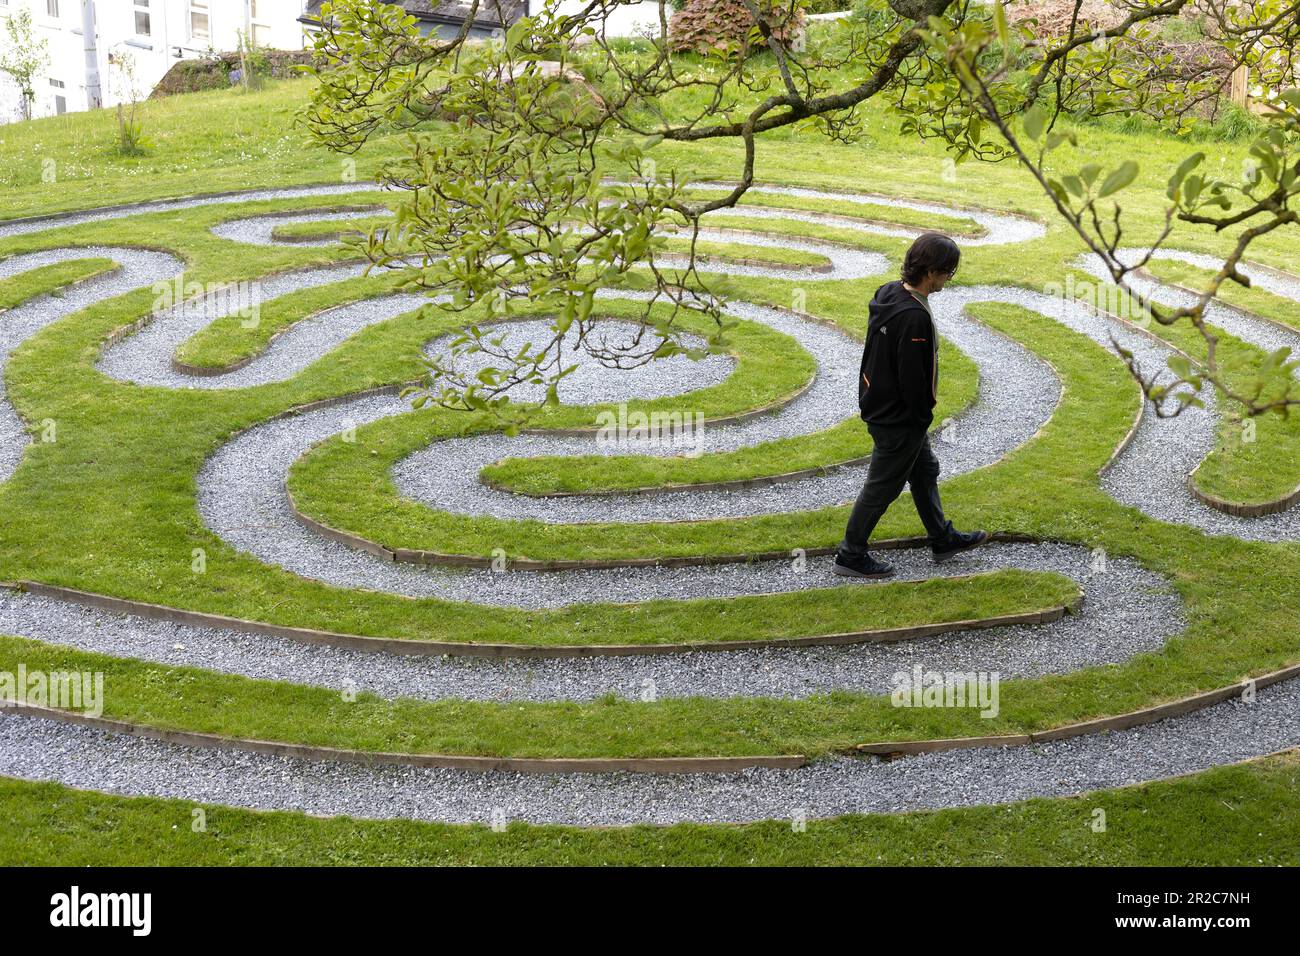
xmin=832 ymin=552 xmax=895 ymax=579
xmin=931 ymin=529 xmax=989 ymax=562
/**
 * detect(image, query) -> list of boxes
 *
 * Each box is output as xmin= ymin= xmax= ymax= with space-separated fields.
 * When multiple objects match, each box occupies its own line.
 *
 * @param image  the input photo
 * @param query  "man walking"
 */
xmin=833 ymin=233 xmax=988 ymax=578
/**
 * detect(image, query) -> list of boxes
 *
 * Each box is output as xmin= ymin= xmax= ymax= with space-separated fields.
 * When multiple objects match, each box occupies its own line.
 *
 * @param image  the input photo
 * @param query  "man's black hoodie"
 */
xmin=856 ymin=280 xmax=938 ymax=429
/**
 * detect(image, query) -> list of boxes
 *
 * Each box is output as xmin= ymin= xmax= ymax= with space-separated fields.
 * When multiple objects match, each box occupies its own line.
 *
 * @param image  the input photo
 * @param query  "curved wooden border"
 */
xmin=8 ymin=564 xmax=1077 ymax=658
xmin=851 ymin=662 xmax=1300 ymax=760
xmin=289 ymin=488 xmax=1044 ymax=569
xmin=686 ymin=178 xmax=1042 ymax=238
xmin=0 ymin=182 xmax=382 ymax=231
xmin=0 ymin=704 xmax=805 ymax=774
xmin=5 ymin=663 xmax=1295 ymax=776
xmin=486 ymin=451 xmax=877 ymax=499
xmin=478 ymin=301 xmax=1047 ymax=500
xmin=1104 ymin=267 xmax=1300 ymax=515
xmin=1185 ymin=469 xmax=1300 ymax=518
xmin=0 ymin=258 xmax=123 ymax=318
xmin=287 ymin=300 xmax=1021 ymax=544
xmin=167 ymin=285 xmax=428 ymax=379
xmin=0 ymin=178 xmax=1013 ymax=239
xmin=699 ymin=206 xmax=990 ymax=242
xmin=521 ymin=371 xmax=818 ymax=439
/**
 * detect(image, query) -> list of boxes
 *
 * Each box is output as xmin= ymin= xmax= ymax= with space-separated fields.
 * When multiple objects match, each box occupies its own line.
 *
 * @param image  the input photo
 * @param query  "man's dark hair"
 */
xmin=901 ymin=233 xmax=960 ymax=285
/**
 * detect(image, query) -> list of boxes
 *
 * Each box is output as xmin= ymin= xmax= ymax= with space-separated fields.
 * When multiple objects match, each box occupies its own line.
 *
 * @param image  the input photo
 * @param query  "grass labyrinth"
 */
xmin=0 ymin=90 xmax=1298 ymax=859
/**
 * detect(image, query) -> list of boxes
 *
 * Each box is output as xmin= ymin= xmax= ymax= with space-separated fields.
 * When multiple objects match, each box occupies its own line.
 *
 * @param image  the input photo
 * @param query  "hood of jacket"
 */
xmin=867 ymin=280 xmax=929 ymax=336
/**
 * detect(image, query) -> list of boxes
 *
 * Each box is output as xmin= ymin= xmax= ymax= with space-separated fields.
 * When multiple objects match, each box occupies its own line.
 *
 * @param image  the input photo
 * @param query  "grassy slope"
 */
xmin=0 ymin=64 xmax=1297 ymax=864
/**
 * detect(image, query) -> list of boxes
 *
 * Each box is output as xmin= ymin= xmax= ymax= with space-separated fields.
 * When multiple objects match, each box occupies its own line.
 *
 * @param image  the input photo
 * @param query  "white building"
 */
xmin=298 ymin=1 xmax=664 ymax=43
xmin=0 ymin=1 xmax=673 ymax=124
xmin=0 ymin=0 xmax=311 ymax=123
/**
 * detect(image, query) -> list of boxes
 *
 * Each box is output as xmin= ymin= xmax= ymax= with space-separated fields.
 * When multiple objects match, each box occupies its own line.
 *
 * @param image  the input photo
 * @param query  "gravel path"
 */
xmin=0 ymin=246 xmax=184 ymax=482
xmin=200 ymin=179 xmax=1047 ymax=250
xmin=0 ymin=184 xmax=383 ymax=241
xmin=389 ymin=288 xmax=1059 ymax=523
xmin=0 ymin=184 xmax=1295 ymax=827
xmin=211 ymin=208 xmax=894 ymax=285
xmin=1077 ymin=251 xmax=1300 ymax=539
xmin=0 ymin=675 xmax=1292 ymax=827
xmin=0 ymin=540 xmax=1179 ymax=699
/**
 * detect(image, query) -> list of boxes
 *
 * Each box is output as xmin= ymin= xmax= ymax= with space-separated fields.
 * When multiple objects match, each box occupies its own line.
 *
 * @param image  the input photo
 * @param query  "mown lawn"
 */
xmin=3 ymin=749 xmax=1297 ymax=866
xmin=0 ymin=35 xmax=1296 ymax=865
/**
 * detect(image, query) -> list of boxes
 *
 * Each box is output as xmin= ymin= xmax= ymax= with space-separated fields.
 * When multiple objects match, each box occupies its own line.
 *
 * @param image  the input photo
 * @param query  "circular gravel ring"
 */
xmin=0 ymin=676 xmax=1295 ymax=826
xmin=0 ymin=539 xmax=1178 ymax=696
xmin=0 ymin=182 xmax=1293 ymax=830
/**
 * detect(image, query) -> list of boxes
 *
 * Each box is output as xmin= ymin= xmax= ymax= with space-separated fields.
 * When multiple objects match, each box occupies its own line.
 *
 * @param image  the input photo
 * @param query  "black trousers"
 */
xmin=839 ymin=423 xmax=952 ymax=555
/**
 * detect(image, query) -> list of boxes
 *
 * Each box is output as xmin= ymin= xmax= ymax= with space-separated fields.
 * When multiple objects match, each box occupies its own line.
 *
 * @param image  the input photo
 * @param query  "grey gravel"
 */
xmin=0 ymin=541 xmax=1180 ymax=700
xmin=0 ymin=246 xmax=184 ymax=481
xmin=692 ymin=180 xmax=1048 ymax=248
xmin=210 ymin=206 xmax=895 ymax=284
xmin=0 ymin=183 xmax=1294 ymax=828
xmin=97 ymin=262 xmax=427 ymax=389
xmin=390 ymin=287 xmax=1060 ymax=523
xmin=202 ymin=178 xmax=1047 ymax=250
xmin=0 ymin=675 xmax=1292 ymax=826
xmin=0 ymin=183 xmax=386 ymax=241
xmin=208 ymin=209 xmax=388 ymax=247
xmin=1077 ymin=251 xmax=1300 ymax=540
xmin=195 ymin=302 xmax=1061 ymax=601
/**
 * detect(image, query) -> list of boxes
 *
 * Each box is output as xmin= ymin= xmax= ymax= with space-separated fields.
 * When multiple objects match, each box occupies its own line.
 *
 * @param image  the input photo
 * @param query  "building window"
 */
xmin=190 ymin=1 xmax=210 ymax=41
xmin=49 ymin=78 xmax=65 ymax=88
xmin=250 ymin=0 xmax=271 ymax=47
xmin=135 ymin=0 xmax=151 ymax=37
xmin=46 ymin=0 xmax=59 ymax=18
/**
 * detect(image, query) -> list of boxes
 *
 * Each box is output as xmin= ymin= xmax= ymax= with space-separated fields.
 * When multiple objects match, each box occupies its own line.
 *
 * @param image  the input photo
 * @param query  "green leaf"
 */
xmin=1167 ymin=151 xmax=1205 ymax=199
xmin=994 ymin=1 xmax=1010 ymax=59
xmin=1023 ymin=106 xmax=1046 ymax=141
xmin=1099 ymin=160 xmax=1139 ymax=198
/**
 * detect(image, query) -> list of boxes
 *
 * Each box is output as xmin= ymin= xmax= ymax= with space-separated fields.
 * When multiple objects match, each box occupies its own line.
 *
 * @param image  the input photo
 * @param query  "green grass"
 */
xmin=672 ymin=237 xmax=832 ymax=269
xmin=0 ymin=140 xmax=1294 ymax=750
xmin=0 ymin=257 xmax=118 ymax=310
xmin=1 ymin=291 xmax=1294 ymax=758
xmin=0 ymin=80 xmax=402 ymax=220
xmin=3 ymin=749 xmax=1298 ymax=865
xmin=310 ymin=337 xmax=976 ymax=503
xmin=0 ymin=48 xmax=1297 ymax=863
xmin=1117 ymin=259 xmax=1300 ymax=506
xmin=269 ymin=215 xmax=837 ymax=270
xmin=680 ymin=187 xmax=986 ymax=236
